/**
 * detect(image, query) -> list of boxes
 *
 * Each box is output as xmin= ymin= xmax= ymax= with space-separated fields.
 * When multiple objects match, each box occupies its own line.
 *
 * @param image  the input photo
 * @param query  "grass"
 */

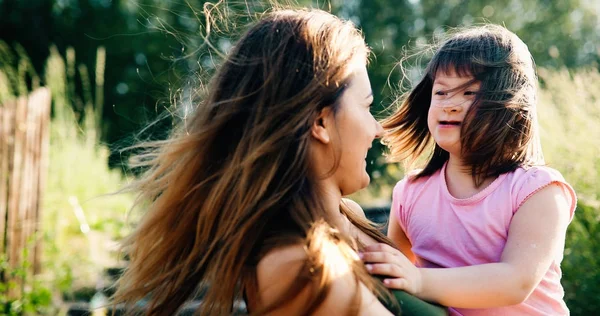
xmin=1 ymin=42 xmax=135 ymax=311
xmin=41 ymin=45 xmax=135 ymax=298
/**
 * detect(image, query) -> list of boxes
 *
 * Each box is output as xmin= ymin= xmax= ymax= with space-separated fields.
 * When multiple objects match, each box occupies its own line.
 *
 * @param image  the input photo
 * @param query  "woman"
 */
xmin=113 ymin=8 xmax=445 ymax=315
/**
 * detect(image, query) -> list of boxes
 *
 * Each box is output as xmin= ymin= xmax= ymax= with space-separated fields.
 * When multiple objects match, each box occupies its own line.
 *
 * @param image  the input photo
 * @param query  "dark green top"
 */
xmin=376 ymin=278 xmax=448 ymax=316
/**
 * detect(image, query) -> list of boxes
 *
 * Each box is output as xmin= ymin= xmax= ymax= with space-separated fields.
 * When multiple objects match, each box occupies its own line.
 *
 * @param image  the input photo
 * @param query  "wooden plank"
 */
xmin=21 ymin=89 xmax=38 ymax=284
xmin=2 ymin=103 xmax=16 ymax=250
xmin=33 ymin=88 xmax=51 ymax=275
xmin=0 ymin=105 xmax=9 ymax=256
xmin=0 ymin=101 xmax=15 ymax=290
xmin=1 ymin=88 xmax=52 ymax=293
xmin=7 ymin=95 xmax=27 ymax=298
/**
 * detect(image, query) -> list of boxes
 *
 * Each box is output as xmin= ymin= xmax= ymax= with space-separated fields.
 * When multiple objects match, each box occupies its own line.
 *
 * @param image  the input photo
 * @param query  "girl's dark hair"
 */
xmin=382 ymin=24 xmax=544 ymax=185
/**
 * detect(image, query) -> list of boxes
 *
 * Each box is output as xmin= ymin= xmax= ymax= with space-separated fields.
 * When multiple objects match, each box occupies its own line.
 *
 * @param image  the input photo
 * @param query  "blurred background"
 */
xmin=0 ymin=0 xmax=598 ymax=314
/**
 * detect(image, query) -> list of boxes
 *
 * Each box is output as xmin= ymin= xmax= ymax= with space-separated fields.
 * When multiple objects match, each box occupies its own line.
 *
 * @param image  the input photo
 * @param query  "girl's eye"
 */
xmin=464 ymin=91 xmax=477 ymax=96
xmin=434 ymin=90 xmax=446 ymax=96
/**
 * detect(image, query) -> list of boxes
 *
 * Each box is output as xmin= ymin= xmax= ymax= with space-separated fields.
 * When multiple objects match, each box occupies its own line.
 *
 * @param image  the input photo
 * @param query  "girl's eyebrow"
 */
xmin=433 ymin=78 xmax=478 ymax=89
xmin=432 ymin=79 xmax=449 ymax=87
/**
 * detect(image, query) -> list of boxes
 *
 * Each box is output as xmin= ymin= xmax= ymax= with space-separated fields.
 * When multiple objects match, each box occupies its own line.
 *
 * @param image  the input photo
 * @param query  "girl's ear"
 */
xmin=311 ymin=107 xmax=334 ymax=144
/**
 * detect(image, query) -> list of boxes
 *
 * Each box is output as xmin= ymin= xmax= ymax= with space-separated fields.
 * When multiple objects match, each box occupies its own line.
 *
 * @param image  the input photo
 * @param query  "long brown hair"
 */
xmin=382 ymin=24 xmax=544 ymax=185
xmin=113 ymin=8 xmax=395 ymax=315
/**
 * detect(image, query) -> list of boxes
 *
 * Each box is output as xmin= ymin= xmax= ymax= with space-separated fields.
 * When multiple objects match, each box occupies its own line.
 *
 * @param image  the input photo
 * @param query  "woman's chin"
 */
xmin=356 ymin=174 xmax=371 ymax=192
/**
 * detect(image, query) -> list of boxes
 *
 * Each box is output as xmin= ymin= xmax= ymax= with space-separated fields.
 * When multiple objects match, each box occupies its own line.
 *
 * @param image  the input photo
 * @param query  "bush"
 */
xmin=563 ymin=201 xmax=600 ymax=314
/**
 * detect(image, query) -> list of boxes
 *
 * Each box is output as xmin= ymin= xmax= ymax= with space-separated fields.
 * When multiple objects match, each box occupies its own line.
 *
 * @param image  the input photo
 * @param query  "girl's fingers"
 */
xmin=365 ymin=263 xmax=403 ymax=277
xmin=362 ymin=243 xmax=411 ymax=262
xmin=382 ymin=278 xmax=408 ymax=290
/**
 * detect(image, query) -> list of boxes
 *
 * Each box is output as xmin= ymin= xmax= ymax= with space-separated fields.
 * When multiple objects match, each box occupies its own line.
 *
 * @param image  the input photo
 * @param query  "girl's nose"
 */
xmin=442 ymin=103 xmax=461 ymax=112
xmin=433 ymin=98 xmax=464 ymax=112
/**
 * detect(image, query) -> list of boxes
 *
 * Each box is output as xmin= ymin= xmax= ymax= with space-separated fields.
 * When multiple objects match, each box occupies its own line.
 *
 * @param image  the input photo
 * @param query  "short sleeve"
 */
xmin=391 ymin=178 xmax=409 ymax=233
xmin=515 ymin=166 xmax=577 ymax=220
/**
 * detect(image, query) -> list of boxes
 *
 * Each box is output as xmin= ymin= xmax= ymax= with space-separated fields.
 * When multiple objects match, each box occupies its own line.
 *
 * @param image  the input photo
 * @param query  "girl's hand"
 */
xmin=360 ymin=243 xmax=423 ymax=296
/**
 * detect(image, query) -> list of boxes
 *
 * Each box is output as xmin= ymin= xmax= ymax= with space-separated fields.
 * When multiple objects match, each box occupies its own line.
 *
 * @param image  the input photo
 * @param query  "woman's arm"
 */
xmin=256 ymin=245 xmax=393 ymax=315
xmin=362 ymin=184 xmax=571 ymax=308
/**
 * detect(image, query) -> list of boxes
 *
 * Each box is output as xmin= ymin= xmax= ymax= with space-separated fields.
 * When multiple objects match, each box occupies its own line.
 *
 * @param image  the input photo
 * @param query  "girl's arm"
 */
xmin=363 ymin=184 xmax=571 ymax=308
xmin=387 ymin=206 xmax=416 ymax=263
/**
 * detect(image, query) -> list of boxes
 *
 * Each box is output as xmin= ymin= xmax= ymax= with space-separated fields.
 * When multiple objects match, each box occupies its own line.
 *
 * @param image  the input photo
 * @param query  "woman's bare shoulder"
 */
xmin=256 ymin=245 xmax=306 ymax=294
xmin=257 ymin=244 xmax=307 ymax=283
xmin=255 ymin=244 xmax=392 ymax=315
xmin=342 ymin=198 xmax=367 ymax=218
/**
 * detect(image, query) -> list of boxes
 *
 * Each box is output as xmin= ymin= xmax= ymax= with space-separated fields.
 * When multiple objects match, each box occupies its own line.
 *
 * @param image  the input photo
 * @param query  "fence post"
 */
xmin=0 ymin=87 xmax=51 ymax=299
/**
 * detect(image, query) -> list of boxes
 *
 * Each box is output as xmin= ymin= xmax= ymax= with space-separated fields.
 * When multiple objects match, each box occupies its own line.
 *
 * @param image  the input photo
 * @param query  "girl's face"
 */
xmin=428 ymin=69 xmax=481 ymax=158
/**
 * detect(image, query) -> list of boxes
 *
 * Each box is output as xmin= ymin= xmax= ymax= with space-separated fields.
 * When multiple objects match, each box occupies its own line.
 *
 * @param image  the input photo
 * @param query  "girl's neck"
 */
xmin=445 ymin=155 xmax=496 ymax=199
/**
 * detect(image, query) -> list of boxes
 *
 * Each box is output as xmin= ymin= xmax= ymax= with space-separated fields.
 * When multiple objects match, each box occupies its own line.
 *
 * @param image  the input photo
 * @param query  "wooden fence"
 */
xmin=0 ymin=87 xmax=51 ymax=298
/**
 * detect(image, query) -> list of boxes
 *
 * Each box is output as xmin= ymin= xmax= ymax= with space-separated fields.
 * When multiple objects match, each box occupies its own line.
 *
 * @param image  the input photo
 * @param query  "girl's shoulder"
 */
xmin=506 ymin=165 xmax=576 ymax=215
xmin=506 ymin=165 xmax=571 ymax=190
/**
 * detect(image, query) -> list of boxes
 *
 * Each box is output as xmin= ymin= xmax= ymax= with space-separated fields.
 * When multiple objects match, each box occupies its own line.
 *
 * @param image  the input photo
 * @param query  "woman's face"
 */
xmin=329 ymin=64 xmax=383 ymax=196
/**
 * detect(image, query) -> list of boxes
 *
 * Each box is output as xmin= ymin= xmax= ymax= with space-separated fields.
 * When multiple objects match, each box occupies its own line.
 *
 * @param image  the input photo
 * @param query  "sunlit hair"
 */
xmin=382 ymin=24 xmax=544 ymax=186
xmin=112 ymin=8 xmax=396 ymax=316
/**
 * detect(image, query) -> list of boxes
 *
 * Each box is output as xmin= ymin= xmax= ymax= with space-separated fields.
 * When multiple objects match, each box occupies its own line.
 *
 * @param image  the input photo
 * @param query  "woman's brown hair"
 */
xmin=112 ymin=8 xmax=396 ymax=315
xmin=382 ymin=24 xmax=544 ymax=186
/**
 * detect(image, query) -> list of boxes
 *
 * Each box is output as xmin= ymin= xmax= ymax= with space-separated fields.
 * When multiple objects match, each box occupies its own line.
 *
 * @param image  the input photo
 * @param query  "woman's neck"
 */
xmin=317 ymin=181 xmax=346 ymax=225
xmin=445 ymin=155 xmax=495 ymax=199
xmin=317 ymin=179 xmax=348 ymax=231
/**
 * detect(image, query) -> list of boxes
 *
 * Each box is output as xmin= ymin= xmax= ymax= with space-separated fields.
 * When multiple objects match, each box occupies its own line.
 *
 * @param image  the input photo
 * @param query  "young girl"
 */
xmin=360 ymin=25 xmax=577 ymax=315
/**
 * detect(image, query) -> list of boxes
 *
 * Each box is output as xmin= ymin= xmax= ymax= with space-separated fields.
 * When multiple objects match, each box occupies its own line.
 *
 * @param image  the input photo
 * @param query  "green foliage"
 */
xmin=537 ymin=68 xmax=600 ymax=202
xmin=416 ymin=0 xmax=600 ymax=68
xmin=535 ymin=68 xmax=600 ymax=315
xmin=563 ymin=201 xmax=600 ymax=314
xmin=1 ymin=40 xmax=134 ymax=310
xmin=2 ymin=0 xmax=597 ymax=170
xmin=0 ymin=251 xmax=53 ymax=316
xmin=42 ymin=44 xmax=135 ymax=298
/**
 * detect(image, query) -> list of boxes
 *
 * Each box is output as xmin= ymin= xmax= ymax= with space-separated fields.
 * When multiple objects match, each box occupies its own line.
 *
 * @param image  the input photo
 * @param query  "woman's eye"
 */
xmin=464 ymin=91 xmax=477 ymax=96
xmin=434 ymin=90 xmax=446 ymax=96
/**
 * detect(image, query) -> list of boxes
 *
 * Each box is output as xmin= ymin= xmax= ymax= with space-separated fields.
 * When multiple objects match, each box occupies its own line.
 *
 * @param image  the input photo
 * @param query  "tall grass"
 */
xmin=537 ymin=68 xmax=600 ymax=315
xmin=1 ymin=41 xmax=134 ymax=308
xmin=42 ymin=46 xmax=134 ymax=297
xmin=537 ymin=68 xmax=600 ymax=202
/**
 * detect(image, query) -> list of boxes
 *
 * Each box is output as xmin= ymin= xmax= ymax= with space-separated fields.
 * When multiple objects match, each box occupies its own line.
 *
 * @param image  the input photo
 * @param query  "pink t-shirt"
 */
xmin=392 ymin=163 xmax=577 ymax=315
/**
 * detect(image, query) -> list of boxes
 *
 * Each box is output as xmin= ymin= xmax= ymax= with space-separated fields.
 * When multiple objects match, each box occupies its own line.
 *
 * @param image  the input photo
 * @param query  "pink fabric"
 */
xmin=392 ymin=163 xmax=577 ymax=315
